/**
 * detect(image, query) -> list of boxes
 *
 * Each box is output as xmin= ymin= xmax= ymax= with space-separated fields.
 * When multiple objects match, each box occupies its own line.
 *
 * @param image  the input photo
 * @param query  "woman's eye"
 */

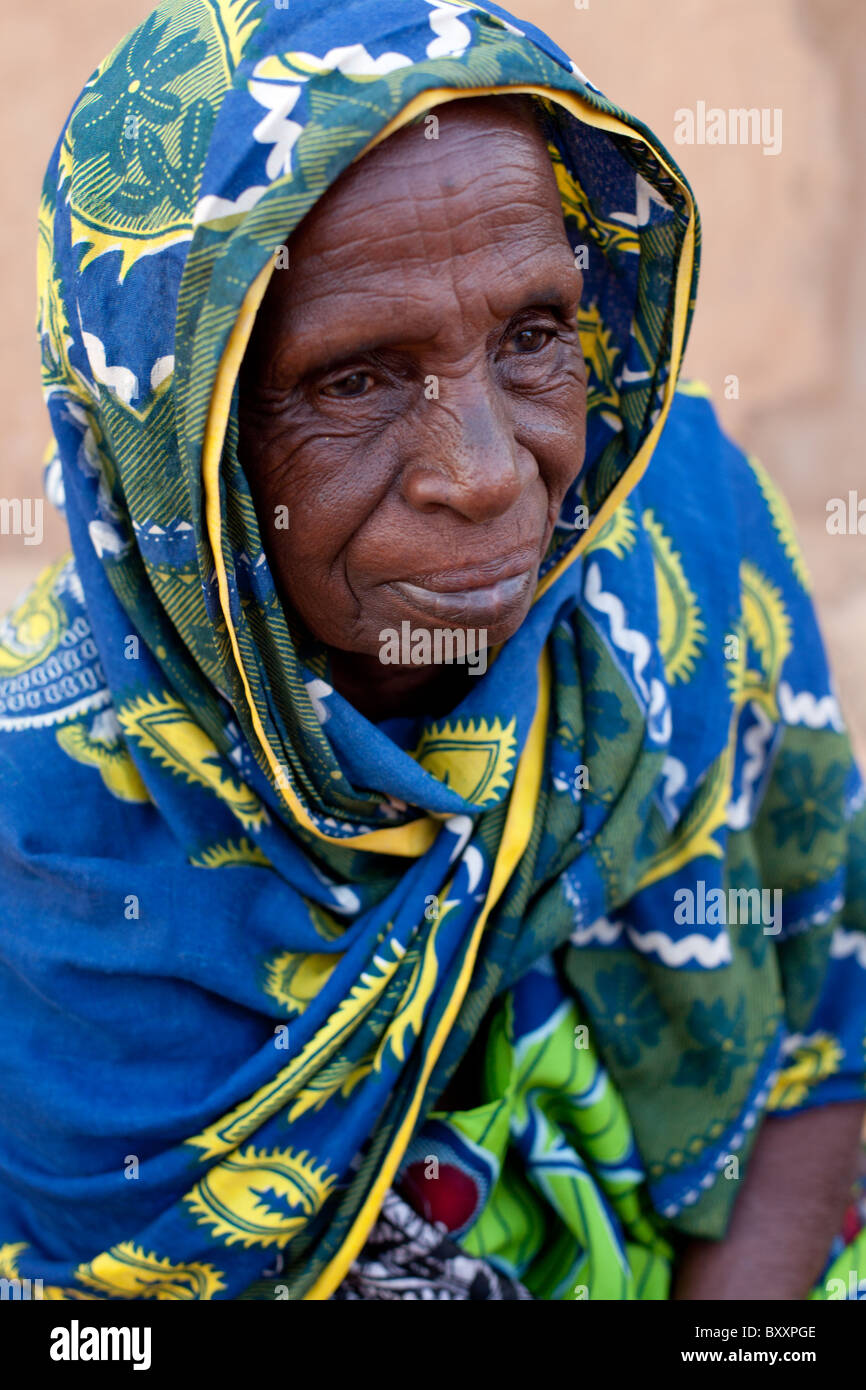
xmin=508 ymin=326 xmax=554 ymax=354
xmin=320 ymin=371 xmax=372 ymax=399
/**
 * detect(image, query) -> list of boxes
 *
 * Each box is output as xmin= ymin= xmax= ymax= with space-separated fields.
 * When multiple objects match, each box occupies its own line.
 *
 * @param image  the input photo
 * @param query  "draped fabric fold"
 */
xmin=1 ymin=0 xmax=864 ymax=1300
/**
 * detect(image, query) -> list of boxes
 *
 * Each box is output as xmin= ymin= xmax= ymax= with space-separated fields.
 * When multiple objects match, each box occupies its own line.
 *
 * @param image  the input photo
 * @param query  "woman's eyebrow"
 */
xmin=295 ymin=340 xmax=405 ymax=380
xmin=514 ymin=286 xmax=579 ymax=317
xmin=486 ymin=266 xmax=582 ymax=324
xmin=277 ymin=268 xmax=581 ymax=380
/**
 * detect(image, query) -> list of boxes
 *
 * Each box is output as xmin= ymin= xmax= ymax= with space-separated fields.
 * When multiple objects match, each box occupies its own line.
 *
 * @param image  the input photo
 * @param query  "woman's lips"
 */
xmin=389 ymin=567 xmax=536 ymax=624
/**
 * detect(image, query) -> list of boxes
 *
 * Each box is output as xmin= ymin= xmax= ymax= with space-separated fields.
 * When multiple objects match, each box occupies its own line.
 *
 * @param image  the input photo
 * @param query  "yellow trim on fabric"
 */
xmin=201 ymin=263 xmax=437 ymax=856
xmin=676 ymin=378 xmax=712 ymax=398
xmin=304 ymin=648 xmax=552 ymax=1300
xmin=201 ymin=81 xmax=695 ymax=850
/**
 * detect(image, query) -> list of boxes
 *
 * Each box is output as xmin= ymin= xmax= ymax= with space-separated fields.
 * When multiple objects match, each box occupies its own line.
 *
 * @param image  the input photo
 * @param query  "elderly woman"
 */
xmin=1 ymin=0 xmax=864 ymax=1303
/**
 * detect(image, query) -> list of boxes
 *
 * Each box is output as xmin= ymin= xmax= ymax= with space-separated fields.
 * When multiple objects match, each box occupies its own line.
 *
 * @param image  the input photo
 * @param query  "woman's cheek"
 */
xmin=511 ymin=393 xmax=586 ymax=494
xmin=261 ymin=448 xmax=378 ymax=595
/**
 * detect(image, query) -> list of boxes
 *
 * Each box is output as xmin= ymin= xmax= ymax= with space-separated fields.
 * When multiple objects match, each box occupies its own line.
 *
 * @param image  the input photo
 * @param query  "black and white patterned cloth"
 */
xmin=332 ymin=1189 xmax=533 ymax=1300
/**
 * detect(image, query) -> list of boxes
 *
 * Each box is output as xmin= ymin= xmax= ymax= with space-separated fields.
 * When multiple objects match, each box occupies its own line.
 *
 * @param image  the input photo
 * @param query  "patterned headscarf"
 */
xmin=0 ymin=0 xmax=863 ymax=1300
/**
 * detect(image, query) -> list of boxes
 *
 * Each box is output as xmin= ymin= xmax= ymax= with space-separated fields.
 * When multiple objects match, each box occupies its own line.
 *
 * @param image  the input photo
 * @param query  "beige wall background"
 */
xmin=1 ymin=0 xmax=864 ymax=756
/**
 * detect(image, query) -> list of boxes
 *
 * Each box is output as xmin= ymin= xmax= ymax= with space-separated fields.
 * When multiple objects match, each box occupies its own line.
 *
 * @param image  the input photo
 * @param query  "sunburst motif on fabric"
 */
xmin=307 ymin=901 xmax=347 ymax=943
xmin=117 ymin=691 xmax=267 ymax=830
xmin=643 ymin=508 xmax=706 ymax=683
xmin=585 ymin=499 xmax=637 ymax=558
xmin=636 ymin=744 xmax=731 ymax=891
xmin=56 ymin=713 xmax=150 ymax=803
xmin=264 ymin=948 xmax=342 ymax=1016
xmin=186 ymin=933 xmax=406 ymax=1161
xmin=190 ymin=836 xmax=270 ymax=869
xmin=767 ymin=1033 xmax=843 ymax=1111
xmin=58 ymin=0 xmax=262 ymax=280
xmin=184 ymin=1145 xmax=337 ymax=1249
xmin=74 ymin=1242 xmax=226 ymax=1299
xmin=739 ymin=560 xmax=793 ymax=715
xmin=0 ymin=1243 xmax=91 ymax=1300
xmin=0 ymin=1242 xmax=28 ymax=1278
xmin=281 ymin=1050 xmax=374 ymax=1126
xmin=412 ymin=716 xmax=518 ymax=806
xmin=376 ymin=897 xmax=455 ymax=1070
xmin=0 ymin=557 xmax=67 ymax=678
xmin=0 ymin=1239 xmax=223 ymax=1300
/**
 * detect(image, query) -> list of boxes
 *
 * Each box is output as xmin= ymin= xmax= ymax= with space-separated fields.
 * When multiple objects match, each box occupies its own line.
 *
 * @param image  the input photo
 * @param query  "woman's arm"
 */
xmin=672 ymin=1100 xmax=865 ymax=1300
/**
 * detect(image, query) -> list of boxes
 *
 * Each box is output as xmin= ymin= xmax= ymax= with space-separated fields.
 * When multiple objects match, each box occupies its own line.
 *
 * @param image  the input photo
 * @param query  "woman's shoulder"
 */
xmin=641 ymin=380 xmax=832 ymax=719
xmin=647 ymin=379 xmax=815 ymax=599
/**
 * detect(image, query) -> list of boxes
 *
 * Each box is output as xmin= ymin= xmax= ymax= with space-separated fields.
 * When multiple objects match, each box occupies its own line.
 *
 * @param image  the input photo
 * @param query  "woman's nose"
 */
xmin=400 ymin=378 xmax=532 ymax=523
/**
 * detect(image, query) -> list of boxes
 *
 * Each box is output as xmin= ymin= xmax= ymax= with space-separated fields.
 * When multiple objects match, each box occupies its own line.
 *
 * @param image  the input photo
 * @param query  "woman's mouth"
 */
xmin=388 ymin=567 xmax=536 ymax=625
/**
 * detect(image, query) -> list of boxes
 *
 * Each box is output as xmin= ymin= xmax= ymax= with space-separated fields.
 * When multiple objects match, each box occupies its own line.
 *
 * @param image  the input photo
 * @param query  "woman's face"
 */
xmin=239 ymin=97 xmax=587 ymax=709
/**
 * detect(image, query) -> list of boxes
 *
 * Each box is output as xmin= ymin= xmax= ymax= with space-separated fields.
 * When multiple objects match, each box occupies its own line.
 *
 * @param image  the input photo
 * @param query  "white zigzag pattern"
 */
xmin=727 ymin=702 xmax=775 ymax=830
xmin=584 ymin=561 xmax=670 ymax=742
xmin=625 ymin=926 xmax=732 ymax=968
xmin=571 ymin=915 xmax=731 ymax=967
xmin=193 ymin=185 xmax=267 ymax=227
xmin=424 ymin=2 xmax=473 ymax=58
xmin=81 ymin=333 xmax=138 ymax=405
xmin=249 ymin=77 xmax=305 ymax=181
xmin=570 ymin=916 xmax=622 ymax=947
xmin=778 ymin=681 xmax=844 ymax=732
xmin=659 ymin=755 xmax=687 ymax=823
xmin=830 ymin=927 xmax=866 ymax=971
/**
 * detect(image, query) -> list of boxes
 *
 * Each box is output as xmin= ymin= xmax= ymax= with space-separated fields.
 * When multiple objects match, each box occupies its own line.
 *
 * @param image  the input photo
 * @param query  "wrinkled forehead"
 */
xmin=304 ymin=95 xmax=560 ymax=245
xmin=298 ymin=90 xmax=556 ymax=213
xmin=244 ymin=93 xmax=575 ymax=363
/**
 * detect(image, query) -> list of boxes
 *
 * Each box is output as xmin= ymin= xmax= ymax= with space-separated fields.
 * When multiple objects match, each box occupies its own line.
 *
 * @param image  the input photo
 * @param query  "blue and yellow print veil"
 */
xmin=0 ymin=0 xmax=864 ymax=1300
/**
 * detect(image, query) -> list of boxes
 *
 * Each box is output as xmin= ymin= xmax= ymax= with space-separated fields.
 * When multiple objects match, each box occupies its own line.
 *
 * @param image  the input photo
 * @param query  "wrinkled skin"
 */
xmin=239 ymin=96 xmax=586 ymax=720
